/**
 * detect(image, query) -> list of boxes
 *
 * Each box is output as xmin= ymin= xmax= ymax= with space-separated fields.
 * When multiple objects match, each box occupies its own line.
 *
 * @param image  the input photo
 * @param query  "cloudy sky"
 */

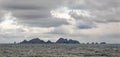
xmin=0 ymin=0 xmax=120 ymax=43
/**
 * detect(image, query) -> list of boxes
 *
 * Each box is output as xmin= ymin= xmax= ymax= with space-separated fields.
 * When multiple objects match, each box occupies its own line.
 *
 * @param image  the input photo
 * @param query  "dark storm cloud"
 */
xmin=2 ymin=4 xmax=40 ymax=10
xmin=12 ymin=10 xmax=51 ymax=19
xmin=18 ymin=18 xmax=69 ymax=27
xmin=76 ymin=21 xmax=96 ymax=29
xmin=77 ymin=24 xmax=94 ymax=29
xmin=0 ymin=0 xmax=63 ymax=10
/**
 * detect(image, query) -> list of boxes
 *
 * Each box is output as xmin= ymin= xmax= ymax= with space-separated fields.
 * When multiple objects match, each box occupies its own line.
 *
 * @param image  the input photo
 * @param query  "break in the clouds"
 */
xmin=0 ymin=0 xmax=120 ymax=43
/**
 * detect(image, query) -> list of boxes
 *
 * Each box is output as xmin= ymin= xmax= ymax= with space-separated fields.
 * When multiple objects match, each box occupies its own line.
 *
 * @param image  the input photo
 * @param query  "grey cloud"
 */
xmin=0 ymin=0 xmax=63 ymax=10
xmin=86 ymin=0 xmax=120 ymax=23
xmin=64 ymin=0 xmax=120 ymax=23
xmin=76 ymin=20 xmax=97 ymax=29
xmin=85 ymin=0 xmax=120 ymax=10
xmin=0 ymin=0 xmax=71 ymax=27
xmin=3 ymin=4 xmax=40 ymax=10
xmin=107 ymin=34 xmax=120 ymax=39
xmin=12 ymin=10 xmax=51 ymax=19
xmin=0 ymin=0 xmax=119 ymax=26
xmin=18 ymin=18 xmax=69 ymax=27
xmin=0 ymin=0 xmax=120 ymax=43
xmin=77 ymin=24 xmax=94 ymax=29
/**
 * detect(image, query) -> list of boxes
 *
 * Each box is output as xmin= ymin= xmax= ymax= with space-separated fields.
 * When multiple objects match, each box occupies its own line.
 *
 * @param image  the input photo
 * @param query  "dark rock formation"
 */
xmin=28 ymin=38 xmax=45 ymax=44
xmin=100 ymin=42 xmax=106 ymax=44
xmin=20 ymin=40 xmax=28 ymax=44
xmin=56 ymin=38 xmax=68 ymax=44
xmin=20 ymin=38 xmax=45 ymax=44
xmin=46 ymin=40 xmax=53 ymax=44
xmin=56 ymin=38 xmax=80 ymax=44
xmin=20 ymin=38 xmax=80 ymax=44
xmin=68 ymin=39 xmax=80 ymax=44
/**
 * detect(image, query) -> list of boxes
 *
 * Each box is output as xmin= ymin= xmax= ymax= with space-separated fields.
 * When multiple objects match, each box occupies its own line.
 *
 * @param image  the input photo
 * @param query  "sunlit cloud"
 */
xmin=51 ymin=6 xmax=91 ymax=25
xmin=0 ymin=12 xmax=19 ymax=29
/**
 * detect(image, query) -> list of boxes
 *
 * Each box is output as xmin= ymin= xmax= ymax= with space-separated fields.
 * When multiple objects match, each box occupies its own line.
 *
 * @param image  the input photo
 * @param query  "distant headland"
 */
xmin=19 ymin=38 xmax=106 ymax=44
xmin=19 ymin=38 xmax=80 ymax=44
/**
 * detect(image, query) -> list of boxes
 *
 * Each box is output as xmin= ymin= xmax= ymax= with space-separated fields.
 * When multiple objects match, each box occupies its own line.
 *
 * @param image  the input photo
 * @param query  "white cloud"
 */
xmin=0 ymin=11 xmax=55 ymax=43
xmin=51 ymin=7 xmax=76 ymax=25
xmin=51 ymin=7 xmax=91 ymax=25
xmin=0 ymin=12 xmax=20 ymax=29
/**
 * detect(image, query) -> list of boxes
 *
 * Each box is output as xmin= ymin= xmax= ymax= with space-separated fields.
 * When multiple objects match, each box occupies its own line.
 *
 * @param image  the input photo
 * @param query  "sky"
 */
xmin=0 ymin=0 xmax=120 ymax=43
